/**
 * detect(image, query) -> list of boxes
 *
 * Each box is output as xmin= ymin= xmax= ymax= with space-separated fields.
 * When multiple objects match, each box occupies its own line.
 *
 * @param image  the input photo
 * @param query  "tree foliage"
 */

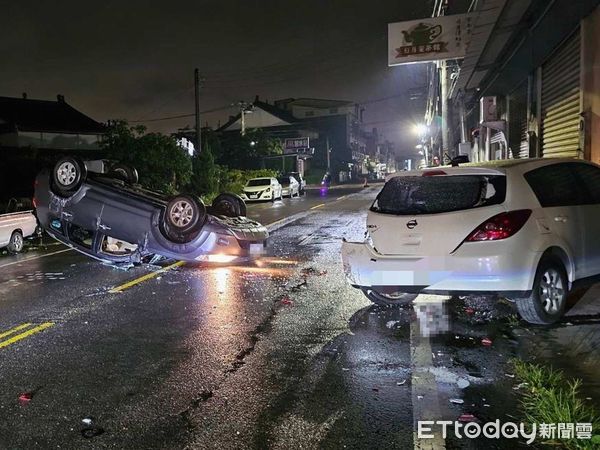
xmin=101 ymin=120 xmax=192 ymax=194
xmin=189 ymin=137 xmax=219 ymax=196
xmin=218 ymin=129 xmax=283 ymax=169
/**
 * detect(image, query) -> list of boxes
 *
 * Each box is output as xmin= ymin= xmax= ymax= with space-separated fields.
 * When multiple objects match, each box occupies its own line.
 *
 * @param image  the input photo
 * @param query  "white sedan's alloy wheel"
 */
xmin=538 ymin=268 xmax=565 ymax=313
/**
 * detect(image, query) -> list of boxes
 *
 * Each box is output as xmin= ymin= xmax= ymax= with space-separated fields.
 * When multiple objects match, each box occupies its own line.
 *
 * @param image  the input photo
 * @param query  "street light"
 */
xmin=413 ymin=123 xmax=428 ymax=136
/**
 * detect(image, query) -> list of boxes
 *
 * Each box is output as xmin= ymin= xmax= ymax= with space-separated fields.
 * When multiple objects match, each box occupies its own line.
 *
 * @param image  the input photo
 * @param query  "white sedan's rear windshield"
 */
xmin=371 ymin=175 xmax=506 ymax=215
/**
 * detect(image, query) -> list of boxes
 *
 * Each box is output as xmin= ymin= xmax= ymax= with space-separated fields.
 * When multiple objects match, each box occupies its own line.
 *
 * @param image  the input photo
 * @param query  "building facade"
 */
xmin=425 ymin=0 xmax=599 ymax=165
xmin=218 ymin=97 xmax=382 ymax=181
xmin=0 ymin=94 xmax=105 ymax=201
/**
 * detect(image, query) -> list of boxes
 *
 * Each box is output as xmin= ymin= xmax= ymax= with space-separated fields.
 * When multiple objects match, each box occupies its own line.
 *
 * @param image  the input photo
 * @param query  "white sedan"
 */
xmin=240 ymin=177 xmax=282 ymax=202
xmin=277 ymin=176 xmax=300 ymax=198
xmin=341 ymin=158 xmax=600 ymax=324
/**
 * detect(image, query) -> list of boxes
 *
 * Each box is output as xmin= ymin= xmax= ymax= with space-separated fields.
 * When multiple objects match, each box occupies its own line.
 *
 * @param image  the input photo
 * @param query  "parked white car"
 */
xmin=0 ymin=209 xmax=38 ymax=253
xmin=286 ymin=172 xmax=306 ymax=195
xmin=240 ymin=177 xmax=282 ymax=202
xmin=277 ymin=175 xmax=300 ymax=198
xmin=341 ymin=158 xmax=600 ymax=324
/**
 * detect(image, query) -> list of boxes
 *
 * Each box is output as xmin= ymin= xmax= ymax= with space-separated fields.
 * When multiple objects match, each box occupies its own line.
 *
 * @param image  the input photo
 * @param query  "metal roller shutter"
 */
xmin=508 ymin=82 xmax=528 ymax=158
xmin=541 ymin=30 xmax=582 ymax=158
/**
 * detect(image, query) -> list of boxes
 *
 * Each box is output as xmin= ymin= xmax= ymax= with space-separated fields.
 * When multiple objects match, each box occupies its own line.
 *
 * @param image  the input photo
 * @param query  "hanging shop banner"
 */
xmin=284 ymin=137 xmax=310 ymax=154
xmin=388 ymin=13 xmax=472 ymax=66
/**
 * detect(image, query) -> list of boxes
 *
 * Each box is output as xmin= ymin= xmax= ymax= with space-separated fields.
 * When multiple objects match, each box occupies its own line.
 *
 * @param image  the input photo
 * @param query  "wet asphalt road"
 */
xmin=1 ymin=185 xmax=599 ymax=449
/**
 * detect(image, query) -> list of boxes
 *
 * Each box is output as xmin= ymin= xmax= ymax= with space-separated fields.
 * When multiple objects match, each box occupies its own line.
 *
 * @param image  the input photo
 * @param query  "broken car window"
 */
xmin=371 ymin=175 xmax=506 ymax=215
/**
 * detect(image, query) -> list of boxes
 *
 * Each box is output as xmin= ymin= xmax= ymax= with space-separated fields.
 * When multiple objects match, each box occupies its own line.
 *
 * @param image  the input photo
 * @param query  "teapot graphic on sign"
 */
xmin=402 ymin=23 xmax=442 ymax=46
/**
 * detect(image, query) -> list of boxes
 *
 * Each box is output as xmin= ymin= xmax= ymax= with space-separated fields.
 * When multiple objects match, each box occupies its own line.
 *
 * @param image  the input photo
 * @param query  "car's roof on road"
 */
xmin=466 ymin=158 xmax=568 ymax=168
xmin=387 ymin=158 xmax=592 ymax=181
xmin=450 ymin=157 xmax=585 ymax=168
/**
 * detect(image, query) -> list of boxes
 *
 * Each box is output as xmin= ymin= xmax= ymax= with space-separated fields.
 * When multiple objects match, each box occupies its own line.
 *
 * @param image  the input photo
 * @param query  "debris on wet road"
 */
xmin=0 ymin=187 xmax=599 ymax=449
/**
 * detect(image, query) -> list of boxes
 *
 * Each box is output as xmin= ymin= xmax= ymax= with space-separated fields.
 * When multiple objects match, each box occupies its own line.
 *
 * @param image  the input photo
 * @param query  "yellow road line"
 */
xmin=266 ymin=218 xmax=286 ymax=227
xmin=108 ymin=260 xmax=185 ymax=293
xmin=0 ymin=322 xmax=54 ymax=349
xmin=336 ymin=195 xmax=347 ymax=201
xmin=109 ymin=202 xmax=329 ymax=294
xmin=0 ymin=323 xmax=33 ymax=340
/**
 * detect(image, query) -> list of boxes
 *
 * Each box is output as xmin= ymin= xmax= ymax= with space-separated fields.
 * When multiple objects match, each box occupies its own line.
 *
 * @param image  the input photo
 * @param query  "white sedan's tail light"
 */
xmin=465 ymin=209 xmax=532 ymax=242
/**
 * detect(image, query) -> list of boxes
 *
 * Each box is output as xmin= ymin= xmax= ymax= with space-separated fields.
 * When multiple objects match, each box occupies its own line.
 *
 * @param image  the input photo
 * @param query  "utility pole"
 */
xmin=194 ymin=68 xmax=201 ymax=153
xmin=241 ymin=105 xmax=246 ymax=135
xmin=440 ymin=60 xmax=450 ymax=160
xmin=326 ymin=137 xmax=331 ymax=171
xmin=238 ymin=101 xmax=252 ymax=136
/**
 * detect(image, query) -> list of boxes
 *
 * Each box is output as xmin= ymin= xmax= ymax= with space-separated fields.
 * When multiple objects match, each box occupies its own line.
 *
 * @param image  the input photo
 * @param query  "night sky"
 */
xmin=1 ymin=0 xmax=465 ymax=157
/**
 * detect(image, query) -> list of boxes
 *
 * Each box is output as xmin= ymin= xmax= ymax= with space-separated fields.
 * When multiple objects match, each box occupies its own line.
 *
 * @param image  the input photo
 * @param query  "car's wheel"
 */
xmin=361 ymin=287 xmax=418 ymax=306
xmin=514 ymin=256 xmax=568 ymax=325
xmin=52 ymin=156 xmax=87 ymax=197
xmin=108 ymin=163 xmax=138 ymax=184
xmin=212 ymin=193 xmax=247 ymax=217
xmin=164 ymin=194 xmax=206 ymax=241
xmin=7 ymin=231 xmax=24 ymax=254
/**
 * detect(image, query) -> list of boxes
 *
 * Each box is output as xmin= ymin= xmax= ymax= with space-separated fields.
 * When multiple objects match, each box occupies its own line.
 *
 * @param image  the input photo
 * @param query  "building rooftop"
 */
xmin=0 ymin=95 xmax=105 ymax=134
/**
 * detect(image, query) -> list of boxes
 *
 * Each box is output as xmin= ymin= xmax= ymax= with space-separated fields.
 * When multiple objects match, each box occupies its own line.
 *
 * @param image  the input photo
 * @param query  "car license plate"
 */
xmin=249 ymin=243 xmax=264 ymax=254
xmin=249 ymin=194 xmax=257 ymax=198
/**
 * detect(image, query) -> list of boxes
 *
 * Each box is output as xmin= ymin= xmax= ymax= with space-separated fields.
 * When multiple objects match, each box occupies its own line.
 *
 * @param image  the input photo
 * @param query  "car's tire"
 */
xmin=361 ymin=287 xmax=418 ymax=307
xmin=108 ymin=163 xmax=139 ymax=184
xmin=7 ymin=231 xmax=24 ymax=254
xmin=514 ymin=256 xmax=568 ymax=325
xmin=51 ymin=156 xmax=87 ymax=197
xmin=164 ymin=194 xmax=206 ymax=242
xmin=212 ymin=193 xmax=247 ymax=217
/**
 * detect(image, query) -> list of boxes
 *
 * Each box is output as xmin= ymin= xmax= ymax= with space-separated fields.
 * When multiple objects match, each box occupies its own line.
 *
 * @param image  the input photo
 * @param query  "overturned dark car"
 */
xmin=34 ymin=157 xmax=268 ymax=265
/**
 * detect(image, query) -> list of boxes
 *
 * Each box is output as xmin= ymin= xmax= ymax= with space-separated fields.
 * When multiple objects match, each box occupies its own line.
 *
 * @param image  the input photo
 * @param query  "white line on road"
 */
xmin=411 ymin=295 xmax=448 ymax=450
xmin=0 ymin=248 xmax=73 ymax=269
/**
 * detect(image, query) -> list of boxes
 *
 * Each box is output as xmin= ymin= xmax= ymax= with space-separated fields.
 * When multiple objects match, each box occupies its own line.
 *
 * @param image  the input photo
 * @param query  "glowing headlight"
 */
xmin=195 ymin=254 xmax=238 ymax=263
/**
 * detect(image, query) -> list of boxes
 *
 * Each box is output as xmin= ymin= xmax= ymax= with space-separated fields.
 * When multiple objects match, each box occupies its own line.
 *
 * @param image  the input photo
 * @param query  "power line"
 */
xmin=358 ymin=88 xmax=426 ymax=106
xmin=128 ymin=104 xmax=235 ymax=123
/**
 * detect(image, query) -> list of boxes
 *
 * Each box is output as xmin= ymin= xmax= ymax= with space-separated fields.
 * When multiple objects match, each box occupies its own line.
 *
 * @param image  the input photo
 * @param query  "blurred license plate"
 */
xmin=249 ymin=194 xmax=257 ymax=198
xmin=249 ymin=243 xmax=264 ymax=254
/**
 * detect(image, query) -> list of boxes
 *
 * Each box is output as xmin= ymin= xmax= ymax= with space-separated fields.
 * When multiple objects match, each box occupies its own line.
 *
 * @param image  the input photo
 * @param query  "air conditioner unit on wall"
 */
xmin=480 ymin=96 xmax=498 ymax=123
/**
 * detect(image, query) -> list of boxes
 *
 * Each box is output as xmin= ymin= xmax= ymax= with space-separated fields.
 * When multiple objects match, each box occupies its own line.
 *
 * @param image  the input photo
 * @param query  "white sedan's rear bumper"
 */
xmin=341 ymin=240 xmax=540 ymax=296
